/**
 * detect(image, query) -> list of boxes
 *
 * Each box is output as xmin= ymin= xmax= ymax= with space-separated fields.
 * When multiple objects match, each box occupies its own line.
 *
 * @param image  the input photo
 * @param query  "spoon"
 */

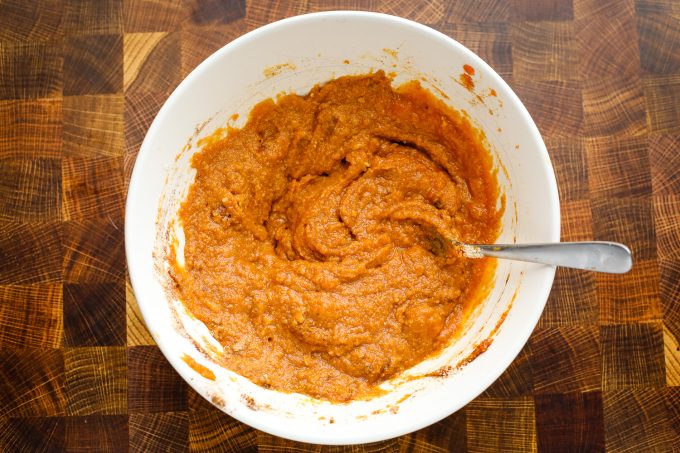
xmin=452 ymin=241 xmax=633 ymax=274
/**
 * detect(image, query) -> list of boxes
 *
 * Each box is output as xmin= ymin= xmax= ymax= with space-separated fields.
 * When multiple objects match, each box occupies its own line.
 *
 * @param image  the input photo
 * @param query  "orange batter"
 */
xmin=171 ymin=72 xmax=501 ymax=402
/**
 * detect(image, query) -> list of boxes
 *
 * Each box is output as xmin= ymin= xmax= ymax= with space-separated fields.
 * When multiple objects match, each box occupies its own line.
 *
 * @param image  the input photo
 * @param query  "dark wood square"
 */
xmin=586 ymin=136 xmax=652 ymax=199
xmin=601 ymin=323 xmax=665 ymax=389
xmin=540 ymin=266 xmax=597 ymax=327
xmin=576 ymin=10 xmax=641 ymax=79
xmin=0 ymin=349 xmax=65 ymax=417
xmin=509 ymin=0 xmax=574 ymax=21
xmin=187 ymin=0 xmax=247 ymax=26
xmin=64 ymin=34 xmax=123 ymax=96
xmin=510 ymin=22 xmax=578 ymax=81
xmin=546 ymin=137 xmax=588 ymax=201
xmin=643 ymin=74 xmax=680 ymax=134
xmin=440 ymin=23 xmax=513 ymax=77
xmin=466 ymin=397 xmax=536 ymax=452
xmin=64 ymin=0 xmax=123 ymax=35
xmin=510 ymin=80 xmax=583 ymax=138
xmin=124 ymin=0 xmax=184 ymax=32
xmin=0 ymin=0 xmax=66 ymax=42
xmin=0 ymin=98 xmax=62 ymax=159
xmin=0 ymin=284 xmax=63 ymax=349
xmin=62 ymin=156 xmax=125 ymax=220
xmin=603 ymin=389 xmax=677 ymax=452
xmin=0 ymin=416 xmax=66 ymax=452
xmin=64 ymin=282 xmax=126 ymax=347
xmin=129 ymin=412 xmax=189 ymax=453
xmin=180 ymin=22 xmax=248 ymax=77
xmin=0 ymin=40 xmax=63 ymax=100
xmin=637 ymin=14 xmax=680 ymax=74
xmin=443 ymin=0 xmax=510 ymax=22
xmin=530 ymin=326 xmax=601 ymax=394
xmin=649 ymin=134 xmax=680 ymax=195
xmin=0 ymin=157 xmax=62 ymax=221
xmin=65 ymin=347 xmax=127 ymax=415
xmin=482 ymin=343 xmax=533 ymax=397
xmin=535 ymin=391 xmax=604 ymax=453
xmin=124 ymin=32 xmax=181 ymax=95
xmin=63 ymin=94 xmax=124 ymax=158
xmin=0 ymin=221 xmax=63 ymax=284
xmin=582 ymin=76 xmax=648 ymax=137
xmin=128 ymin=346 xmax=188 ymax=413
xmin=62 ymin=219 xmax=124 ymax=283
xmin=65 ymin=415 xmax=128 ymax=453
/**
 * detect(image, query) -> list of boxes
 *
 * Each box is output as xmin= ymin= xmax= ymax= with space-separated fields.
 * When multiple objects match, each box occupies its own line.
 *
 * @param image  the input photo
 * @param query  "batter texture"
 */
xmin=172 ymin=72 xmax=502 ymax=402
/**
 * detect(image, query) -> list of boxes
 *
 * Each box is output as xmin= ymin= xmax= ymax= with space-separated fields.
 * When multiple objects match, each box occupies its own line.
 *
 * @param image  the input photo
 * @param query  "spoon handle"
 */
xmin=469 ymin=241 xmax=633 ymax=274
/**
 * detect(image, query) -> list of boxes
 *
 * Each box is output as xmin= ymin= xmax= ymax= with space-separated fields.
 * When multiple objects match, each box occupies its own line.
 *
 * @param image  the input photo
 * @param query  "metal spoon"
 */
xmin=453 ymin=241 xmax=633 ymax=274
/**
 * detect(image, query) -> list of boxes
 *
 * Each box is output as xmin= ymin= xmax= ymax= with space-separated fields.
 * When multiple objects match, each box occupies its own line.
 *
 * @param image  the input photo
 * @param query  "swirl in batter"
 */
xmin=172 ymin=72 xmax=501 ymax=402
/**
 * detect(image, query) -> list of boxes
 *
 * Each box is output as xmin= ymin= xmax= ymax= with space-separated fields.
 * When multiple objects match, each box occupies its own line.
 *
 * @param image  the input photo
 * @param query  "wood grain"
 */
xmin=0 ymin=41 xmax=63 ymax=100
xmin=0 ymin=349 xmax=65 ymax=417
xmin=0 ymin=221 xmax=63 ymax=284
xmin=0 ymin=0 xmax=678 ymax=450
xmin=535 ymin=391 xmax=604 ymax=453
xmin=0 ymin=157 xmax=62 ymax=221
xmin=601 ymin=323 xmax=666 ymax=389
xmin=0 ymin=98 xmax=62 ymax=158
xmin=65 ymin=415 xmax=128 ymax=453
xmin=576 ymin=8 xmax=641 ymax=79
xmin=129 ymin=412 xmax=189 ymax=453
xmin=123 ymin=32 xmax=181 ymax=95
xmin=0 ymin=284 xmax=63 ymax=349
xmin=510 ymin=21 xmax=578 ymax=81
xmin=466 ymin=398 xmax=536 ymax=453
xmin=440 ymin=23 xmax=513 ymax=77
xmin=128 ymin=346 xmax=187 ymax=413
xmin=603 ymin=389 xmax=676 ymax=452
xmin=643 ymin=74 xmax=680 ymax=133
xmin=62 ymin=219 xmax=124 ymax=283
xmin=124 ymin=0 xmax=184 ymax=33
xmin=530 ymin=326 xmax=601 ymax=394
xmin=63 ymin=34 xmax=123 ymax=96
xmin=64 ymin=347 xmax=127 ymax=415
xmin=63 ymin=282 xmax=126 ymax=346
xmin=126 ymin=276 xmax=156 ymax=346
xmin=585 ymin=136 xmax=652 ymax=199
xmin=649 ymin=134 xmax=680 ymax=195
xmin=511 ymin=80 xmax=584 ymax=138
xmin=63 ymin=95 xmax=124 ymax=158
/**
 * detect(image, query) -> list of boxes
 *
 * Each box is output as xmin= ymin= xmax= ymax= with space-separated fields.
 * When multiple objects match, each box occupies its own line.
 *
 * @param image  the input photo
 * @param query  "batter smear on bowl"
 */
xmin=171 ymin=72 xmax=502 ymax=402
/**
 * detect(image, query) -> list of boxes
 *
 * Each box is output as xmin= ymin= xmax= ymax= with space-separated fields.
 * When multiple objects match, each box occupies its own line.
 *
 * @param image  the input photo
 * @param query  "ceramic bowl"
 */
xmin=125 ymin=11 xmax=559 ymax=445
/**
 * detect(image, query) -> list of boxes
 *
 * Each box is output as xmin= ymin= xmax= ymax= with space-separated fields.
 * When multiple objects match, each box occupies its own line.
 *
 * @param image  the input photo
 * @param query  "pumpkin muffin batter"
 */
xmin=171 ymin=72 xmax=501 ymax=402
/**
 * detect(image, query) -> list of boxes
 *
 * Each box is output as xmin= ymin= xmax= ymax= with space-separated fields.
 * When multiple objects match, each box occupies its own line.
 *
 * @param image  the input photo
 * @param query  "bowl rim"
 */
xmin=126 ymin=10 xmax=560 ymax=444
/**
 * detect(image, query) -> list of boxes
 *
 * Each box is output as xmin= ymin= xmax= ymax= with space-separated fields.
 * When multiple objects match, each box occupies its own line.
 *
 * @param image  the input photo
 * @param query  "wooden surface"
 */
xmin=0 ymin=0 xmax=678 ymax=451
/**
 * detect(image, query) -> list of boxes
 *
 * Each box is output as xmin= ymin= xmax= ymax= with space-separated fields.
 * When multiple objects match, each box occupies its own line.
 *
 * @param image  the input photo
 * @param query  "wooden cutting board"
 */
xmin=0 ymin=0 xmax=678 ymax=451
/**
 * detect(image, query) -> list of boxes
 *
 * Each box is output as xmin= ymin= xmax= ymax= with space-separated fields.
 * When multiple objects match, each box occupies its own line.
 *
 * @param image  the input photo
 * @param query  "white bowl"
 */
xmin=126 ymin=11 xmax=559 ymax=445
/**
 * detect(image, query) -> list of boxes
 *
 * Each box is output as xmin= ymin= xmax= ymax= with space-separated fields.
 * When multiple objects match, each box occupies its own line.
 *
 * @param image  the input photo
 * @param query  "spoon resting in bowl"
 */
xmin=450 ymin=241 xmax=632 ymax=274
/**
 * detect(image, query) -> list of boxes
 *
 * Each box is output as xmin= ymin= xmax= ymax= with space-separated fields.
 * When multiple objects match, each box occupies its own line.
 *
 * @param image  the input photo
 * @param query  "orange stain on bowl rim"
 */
xmin=182 ymin=354 xmax=216 ymax=381
xmin=460 ymin=65 xmax=475 ymax=91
